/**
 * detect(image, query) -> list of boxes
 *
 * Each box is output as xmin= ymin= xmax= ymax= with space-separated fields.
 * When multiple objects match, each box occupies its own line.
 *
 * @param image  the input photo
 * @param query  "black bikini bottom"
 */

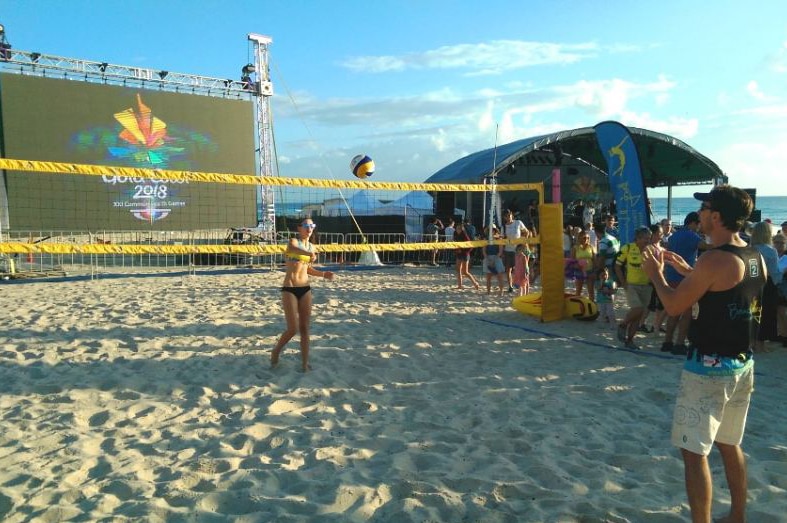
xmin=281 ymin=286 xmax=312 ymax=300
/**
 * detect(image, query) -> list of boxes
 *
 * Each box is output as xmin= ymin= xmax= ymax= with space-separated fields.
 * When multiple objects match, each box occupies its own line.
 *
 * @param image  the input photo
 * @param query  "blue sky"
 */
xmin=2 ymin=0 xmax=787 ymax=196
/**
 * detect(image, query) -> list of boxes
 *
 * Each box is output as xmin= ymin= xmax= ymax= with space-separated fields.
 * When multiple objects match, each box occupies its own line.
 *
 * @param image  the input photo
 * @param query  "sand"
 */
xmin=0 ymin=266 xmax=785 ymax=522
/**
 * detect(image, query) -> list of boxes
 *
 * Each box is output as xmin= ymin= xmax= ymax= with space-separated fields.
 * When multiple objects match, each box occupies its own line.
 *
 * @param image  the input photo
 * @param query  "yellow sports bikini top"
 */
xmin=286 ymin=252 xmax=311 ymax=263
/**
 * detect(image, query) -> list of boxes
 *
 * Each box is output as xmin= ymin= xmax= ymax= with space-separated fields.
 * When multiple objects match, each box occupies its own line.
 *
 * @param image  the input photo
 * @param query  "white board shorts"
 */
xmin=671 ymin=364 xmax=754 ymax=456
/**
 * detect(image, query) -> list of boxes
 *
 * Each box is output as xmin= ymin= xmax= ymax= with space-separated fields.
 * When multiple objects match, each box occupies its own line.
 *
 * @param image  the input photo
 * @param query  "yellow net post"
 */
xmin=538 ymin=203 xmax=565 ymax=322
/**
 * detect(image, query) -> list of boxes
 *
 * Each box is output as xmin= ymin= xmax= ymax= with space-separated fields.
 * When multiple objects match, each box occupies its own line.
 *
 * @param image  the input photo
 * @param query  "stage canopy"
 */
xmin=424 ymin=125 xmax=726 ymax=187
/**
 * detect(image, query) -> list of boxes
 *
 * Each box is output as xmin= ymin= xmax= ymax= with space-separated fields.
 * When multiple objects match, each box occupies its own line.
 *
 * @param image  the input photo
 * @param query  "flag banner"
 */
xmin=594 ymin=121 xmax=649 ymax=244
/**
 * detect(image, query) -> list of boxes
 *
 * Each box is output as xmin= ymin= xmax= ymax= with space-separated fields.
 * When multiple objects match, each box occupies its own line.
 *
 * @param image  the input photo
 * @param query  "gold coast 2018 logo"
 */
xmin=110 ymin=95 xmax=182 ymax=222
xmin=72 ymin=93 xmax=217 ymax=223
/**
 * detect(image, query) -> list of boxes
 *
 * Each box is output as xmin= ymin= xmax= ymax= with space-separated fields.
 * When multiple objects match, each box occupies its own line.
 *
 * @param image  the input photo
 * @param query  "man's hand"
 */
xmin=641 ymin=244 xmax=664 ymax=279
xmin=662 ymin=250 xmax=693 ymax=276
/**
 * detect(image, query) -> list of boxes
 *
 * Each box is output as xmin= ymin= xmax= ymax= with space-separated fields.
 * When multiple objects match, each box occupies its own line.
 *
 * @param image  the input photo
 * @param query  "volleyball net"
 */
xmin=0 ymin=158 xmax=545 ymax=267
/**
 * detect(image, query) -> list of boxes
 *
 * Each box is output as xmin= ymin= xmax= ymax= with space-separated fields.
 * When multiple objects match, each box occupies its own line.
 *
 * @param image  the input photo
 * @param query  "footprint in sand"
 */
xmin=88 ymin=410 xmax=111 ymax=427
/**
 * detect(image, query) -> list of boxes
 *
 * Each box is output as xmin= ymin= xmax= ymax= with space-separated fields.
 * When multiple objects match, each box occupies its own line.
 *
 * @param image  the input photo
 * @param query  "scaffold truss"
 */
xmin=247 ymin=33 xmax=277 ymax=238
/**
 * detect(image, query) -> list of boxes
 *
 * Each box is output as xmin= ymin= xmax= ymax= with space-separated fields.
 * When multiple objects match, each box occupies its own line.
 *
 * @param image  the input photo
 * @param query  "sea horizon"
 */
xmin=650 ymin=195 xmax=786 ymax=226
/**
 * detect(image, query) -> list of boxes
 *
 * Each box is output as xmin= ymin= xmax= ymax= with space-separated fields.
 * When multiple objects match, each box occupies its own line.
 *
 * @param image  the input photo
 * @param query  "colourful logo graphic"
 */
xmin=132 ymin=208 xmax=171 ymax=222
xmin=71 ymin=93 xmax=218 ymax=224
xmin=571 ymin=176 xmax=601 ymax=199
xmin=110 ymin=94 xmax=183 ymax=166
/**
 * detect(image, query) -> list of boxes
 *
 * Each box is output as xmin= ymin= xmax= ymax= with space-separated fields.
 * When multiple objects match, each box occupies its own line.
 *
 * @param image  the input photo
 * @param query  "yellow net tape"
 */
xmin=0 ymin=238 xmax=537 ymax=256
xmin=0 ymin=158 xmax=542 ymax=192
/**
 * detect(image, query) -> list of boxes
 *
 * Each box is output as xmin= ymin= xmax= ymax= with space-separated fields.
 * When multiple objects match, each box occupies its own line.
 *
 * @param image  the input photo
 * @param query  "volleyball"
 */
xmin=350 ymin=154 xmax=375 ymax=179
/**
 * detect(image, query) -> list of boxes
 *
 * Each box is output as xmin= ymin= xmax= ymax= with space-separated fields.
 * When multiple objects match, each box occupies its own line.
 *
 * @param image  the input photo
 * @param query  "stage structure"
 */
xmin=0 ymin=32 xmax=277 ymax=237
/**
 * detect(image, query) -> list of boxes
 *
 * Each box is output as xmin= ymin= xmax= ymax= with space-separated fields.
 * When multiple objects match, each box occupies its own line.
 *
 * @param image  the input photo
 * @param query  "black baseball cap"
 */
xmin=693 ymin=191 xmax=713 ymax=202
xmin=693 ymin=185 xmax=753 ymax=230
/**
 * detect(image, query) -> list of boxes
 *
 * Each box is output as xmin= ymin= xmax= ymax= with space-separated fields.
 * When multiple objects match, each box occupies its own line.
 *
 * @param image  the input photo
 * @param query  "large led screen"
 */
xmin=0 ymin=73 xmax=257 ymax=230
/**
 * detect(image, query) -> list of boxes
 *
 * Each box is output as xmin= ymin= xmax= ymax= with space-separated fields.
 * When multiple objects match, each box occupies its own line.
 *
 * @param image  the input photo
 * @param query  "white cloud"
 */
xmin=618 ymin=112 xmax=699 ymax=139
xmin=566 ymin=76 xmax=676 ymax=119
xmin=655 ymin=93 xmax=670 ymax=106
xmin=478 ymin=100 xmax=496 ymax=133
xmin=734 ymin=103 xmax=787 ymax=118
xmin=498 ymin=110 xmax=517 ymax=143
xmin=573 ymin=79 xmax=629 ymax=117
xmin=430 ymin=128 xmax=450 ymax=152
xmin=768 ymin=39 xmax=787 ymax=73
xmin=746 ymin=80 xmax=768 ymax=100
xmin=274 ymin=72 xmax=688 ymax=183
xmin=716 ymin=91 xmax=733 ymax=107
xmin=341 ymin=40 xmax=602 ymax=74
xmin=711 ymin=138 xmax=787 ymax=195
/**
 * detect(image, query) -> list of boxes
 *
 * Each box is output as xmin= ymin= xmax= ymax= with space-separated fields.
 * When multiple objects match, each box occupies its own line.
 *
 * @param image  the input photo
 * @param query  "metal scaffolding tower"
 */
xmin=247 ymin=33 xmax=277 ymax=239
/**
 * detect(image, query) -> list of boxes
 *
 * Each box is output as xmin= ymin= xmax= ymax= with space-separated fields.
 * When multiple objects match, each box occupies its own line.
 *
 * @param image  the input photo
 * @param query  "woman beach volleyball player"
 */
xmin=271 ymin=218 xmax=334 ymax=372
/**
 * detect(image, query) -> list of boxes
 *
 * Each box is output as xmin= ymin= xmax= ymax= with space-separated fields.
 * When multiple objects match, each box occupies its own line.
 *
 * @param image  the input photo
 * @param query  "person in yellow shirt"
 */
xmin=570 ymin=230 xmax=596 ymax=299
xmin=615 ymin=226 xmax=653 ymax=349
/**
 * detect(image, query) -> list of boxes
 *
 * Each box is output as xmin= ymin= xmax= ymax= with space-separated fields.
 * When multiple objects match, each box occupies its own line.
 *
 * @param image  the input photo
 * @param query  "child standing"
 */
xmin=483 ymin=226 xmax=506 ymax=296
xmin=512 ymin=243 xmax=532 ymax=296
xmin=596 ymin=266 xmax=617 ymax=324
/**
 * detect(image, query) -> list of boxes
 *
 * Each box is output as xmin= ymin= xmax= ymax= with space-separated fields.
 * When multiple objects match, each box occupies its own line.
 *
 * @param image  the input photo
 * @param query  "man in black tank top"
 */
xmin=642 ymin=185 xmax=765 ymax=523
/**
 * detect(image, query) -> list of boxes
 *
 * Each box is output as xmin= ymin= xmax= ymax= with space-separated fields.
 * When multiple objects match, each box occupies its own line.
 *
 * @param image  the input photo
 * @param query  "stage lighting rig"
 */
xmin=0 ymin=23 xmax=12 ymax=61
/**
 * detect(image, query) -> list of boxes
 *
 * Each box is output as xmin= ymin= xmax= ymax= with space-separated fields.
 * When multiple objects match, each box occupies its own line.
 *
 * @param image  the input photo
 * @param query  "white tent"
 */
xmin=319 ymin=190 xmax=440 ymax=239
xmin=376 ymin=191 xmax=433 ymax=213
xmin=375 ymin=191 xmax=434 ymax=240
xmin=321 ymin=190 xmax=381 ymax=216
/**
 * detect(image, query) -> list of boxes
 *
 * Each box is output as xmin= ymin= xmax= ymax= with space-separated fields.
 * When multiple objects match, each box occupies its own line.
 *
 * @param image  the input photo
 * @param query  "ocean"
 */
xmin=264 ymin=196 xmax=787 ymax=227
xmin=650 ymin=196 xmax=787 ymax=226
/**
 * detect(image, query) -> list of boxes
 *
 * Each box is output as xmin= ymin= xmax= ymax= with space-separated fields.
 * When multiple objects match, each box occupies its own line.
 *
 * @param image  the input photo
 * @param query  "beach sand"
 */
xmin=1 ymin=266 xmax=785 ymax=522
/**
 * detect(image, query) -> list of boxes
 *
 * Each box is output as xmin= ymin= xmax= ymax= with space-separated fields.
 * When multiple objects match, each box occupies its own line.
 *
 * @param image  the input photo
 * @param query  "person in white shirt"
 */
xmin=502 ymin=209 xmax=530 ymax=292
xmin=443 ymin=218 xmax=456 ymax=266
xmin=444 ymin=219 xmax=455 ymax=241
xmin=586 ymin=222 xmax=598 ymax=250
xmin=582 ymin=201 xmax=596 ymax=229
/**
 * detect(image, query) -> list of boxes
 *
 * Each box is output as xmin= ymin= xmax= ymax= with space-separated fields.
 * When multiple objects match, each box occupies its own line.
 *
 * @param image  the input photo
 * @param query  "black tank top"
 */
xmin=688 ymin=244 xmax=765 ymax=357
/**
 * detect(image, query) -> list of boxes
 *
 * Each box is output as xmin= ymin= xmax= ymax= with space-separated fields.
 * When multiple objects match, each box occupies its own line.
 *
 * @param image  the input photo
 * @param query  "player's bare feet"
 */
xmin=270 ymin=348 xmax=281 ymax=369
